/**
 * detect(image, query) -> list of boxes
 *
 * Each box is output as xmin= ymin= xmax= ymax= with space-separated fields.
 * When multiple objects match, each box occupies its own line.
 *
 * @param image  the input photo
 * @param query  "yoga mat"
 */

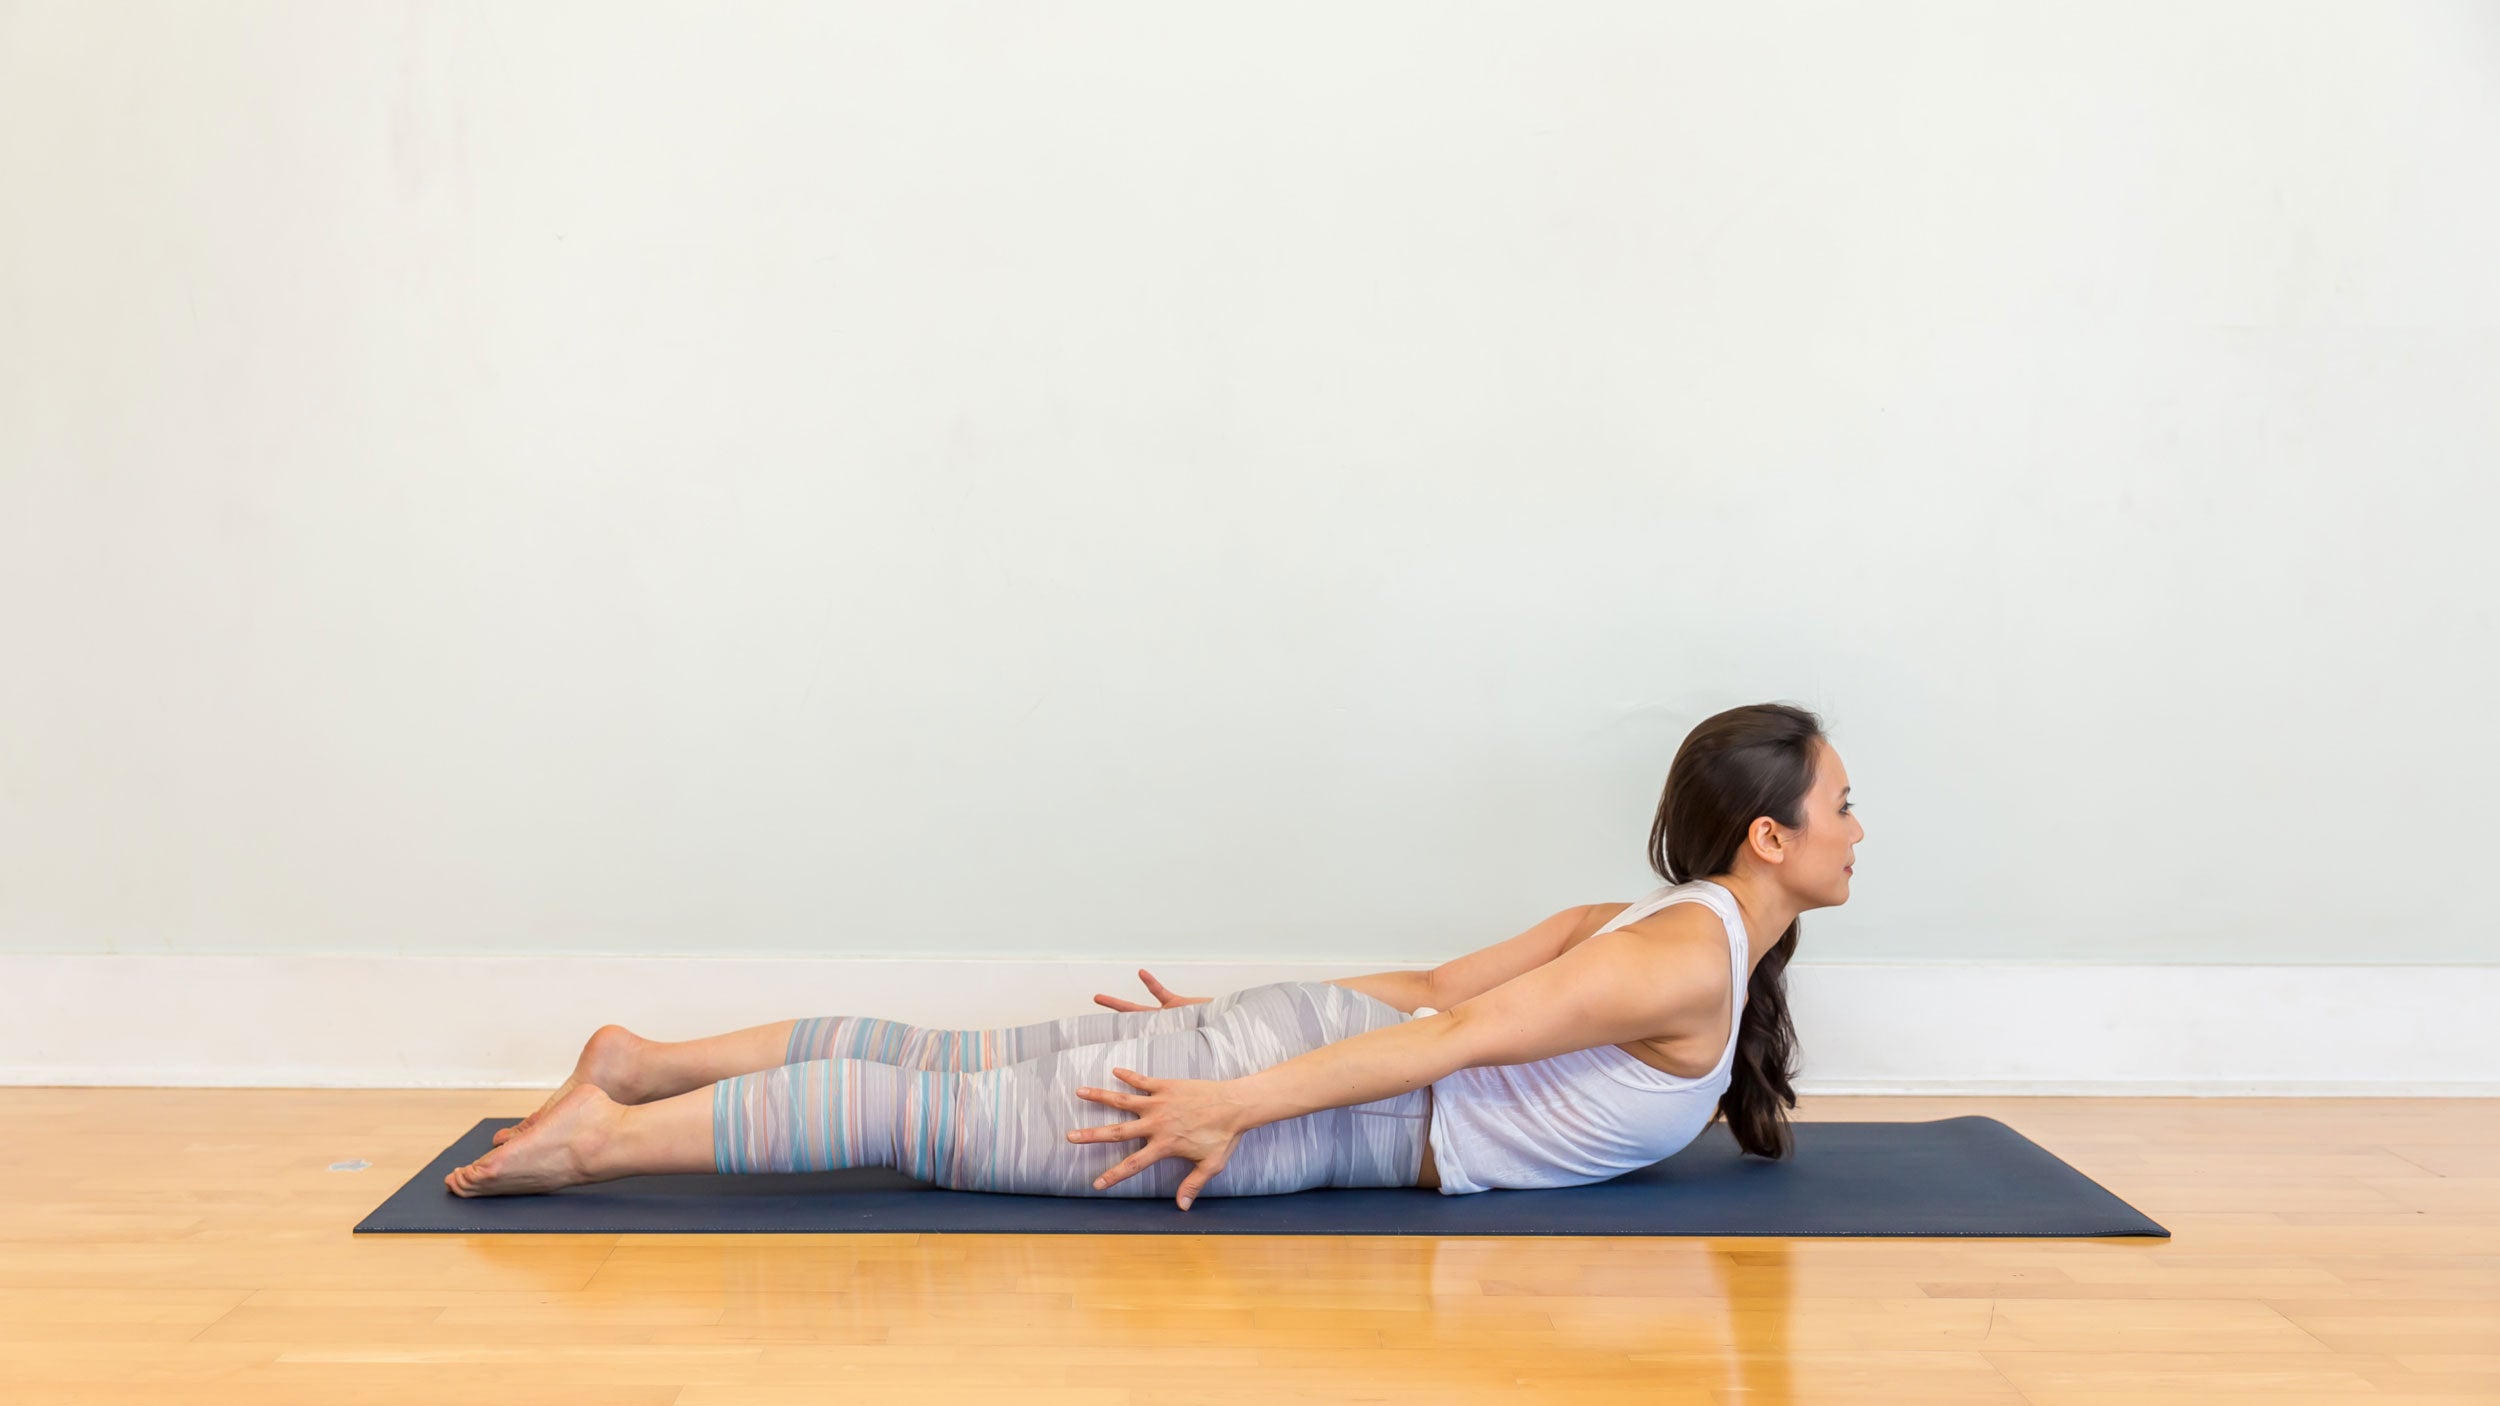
xmin=354 ymin=1114 xmax=2167 ymax=1238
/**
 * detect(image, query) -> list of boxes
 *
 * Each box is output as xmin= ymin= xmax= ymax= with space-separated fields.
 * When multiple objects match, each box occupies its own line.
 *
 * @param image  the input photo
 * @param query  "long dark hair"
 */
xmin=1645 ymin=701 xmax=1821 ymax=1159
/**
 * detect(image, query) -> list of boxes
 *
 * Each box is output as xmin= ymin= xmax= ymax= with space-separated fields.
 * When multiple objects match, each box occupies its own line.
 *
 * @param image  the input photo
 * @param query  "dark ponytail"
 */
xmin=1645 ymin=702 xmax=1820 ymax=1159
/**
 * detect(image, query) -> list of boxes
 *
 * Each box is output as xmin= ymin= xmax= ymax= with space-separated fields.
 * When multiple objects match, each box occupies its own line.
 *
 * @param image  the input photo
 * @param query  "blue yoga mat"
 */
xmin=354 ymin=1114 xmax=2166 ymax=1238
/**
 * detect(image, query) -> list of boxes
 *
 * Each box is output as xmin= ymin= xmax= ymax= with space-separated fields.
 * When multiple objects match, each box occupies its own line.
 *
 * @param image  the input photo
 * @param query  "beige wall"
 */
xmin=4 ymin=2 xmax=2494 ymax=964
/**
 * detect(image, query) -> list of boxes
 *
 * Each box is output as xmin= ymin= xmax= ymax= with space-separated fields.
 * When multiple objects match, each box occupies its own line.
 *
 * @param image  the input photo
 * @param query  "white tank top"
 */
xmin=1414 ymin=878 xmax=1751 ymax=1195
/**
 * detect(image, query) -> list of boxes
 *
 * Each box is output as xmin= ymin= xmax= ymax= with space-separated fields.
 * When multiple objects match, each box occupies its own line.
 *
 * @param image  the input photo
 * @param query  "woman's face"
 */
xmin=1803 ymin=737 xmax=1862 ymax=905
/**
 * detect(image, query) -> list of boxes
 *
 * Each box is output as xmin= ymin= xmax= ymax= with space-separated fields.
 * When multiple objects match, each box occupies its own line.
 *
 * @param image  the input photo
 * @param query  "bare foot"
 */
xmin=446 ymin=1083 xmax=620 ymax=1197
xmin=494 ymin=1024 xmax=649 ymax=1147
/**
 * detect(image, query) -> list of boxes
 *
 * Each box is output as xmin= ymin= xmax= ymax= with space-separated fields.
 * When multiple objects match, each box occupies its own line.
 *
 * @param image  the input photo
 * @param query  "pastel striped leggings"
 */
xmin=710 ymin=979 xmax=1431 ymax=1198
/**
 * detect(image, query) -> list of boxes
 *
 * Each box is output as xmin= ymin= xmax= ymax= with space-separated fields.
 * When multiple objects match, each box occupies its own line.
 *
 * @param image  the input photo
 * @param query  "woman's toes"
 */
xmin=500 ymin=1068 xmax=592 ymax=1146
xmin=447 ymin=1084 xmax=618 ymax=1197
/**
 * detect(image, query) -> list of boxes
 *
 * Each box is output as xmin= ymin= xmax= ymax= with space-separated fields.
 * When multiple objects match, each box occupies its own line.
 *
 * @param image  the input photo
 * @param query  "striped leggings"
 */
xmin=710 ymin=979 xmax=1431 ymax=1199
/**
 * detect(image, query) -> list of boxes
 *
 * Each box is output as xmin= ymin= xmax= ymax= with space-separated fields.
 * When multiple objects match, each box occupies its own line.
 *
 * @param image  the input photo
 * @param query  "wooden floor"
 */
xmin=1 ymin=1090 xmax=2494 ymax=1404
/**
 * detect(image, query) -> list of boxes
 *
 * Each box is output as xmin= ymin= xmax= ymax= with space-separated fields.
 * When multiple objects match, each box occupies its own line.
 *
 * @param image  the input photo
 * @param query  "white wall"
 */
xmin=5 ymin=0 xmax=2496 ymax=976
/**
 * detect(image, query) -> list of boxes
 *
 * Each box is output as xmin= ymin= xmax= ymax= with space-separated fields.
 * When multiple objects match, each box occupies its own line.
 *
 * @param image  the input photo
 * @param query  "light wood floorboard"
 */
xmin=2 ymin=1090 xmax=2494 ymax=1404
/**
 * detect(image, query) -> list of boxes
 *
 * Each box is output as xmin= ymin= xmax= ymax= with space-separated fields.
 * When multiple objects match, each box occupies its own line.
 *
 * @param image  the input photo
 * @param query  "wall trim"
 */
xmin=4 ymin=954 xmax=2493 ymax=1094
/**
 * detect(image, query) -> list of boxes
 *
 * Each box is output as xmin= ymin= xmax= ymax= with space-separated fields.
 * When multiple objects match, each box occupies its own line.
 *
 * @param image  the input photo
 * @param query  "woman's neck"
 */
xmin=1701 ymin=871 xmax=1797 ymax=974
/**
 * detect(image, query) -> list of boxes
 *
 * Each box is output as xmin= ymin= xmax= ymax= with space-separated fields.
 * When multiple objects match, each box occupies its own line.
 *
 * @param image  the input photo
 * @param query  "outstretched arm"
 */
xmin=1324 ymin=969 xmax=1437 ymax=1013
xmin=1240 ymin=924 xmax=1695 ymax=1129
xmin=1230 ymin=1009 xmax=1467 ymax=1131
xmin=1324 ymin=906 xmax=1592 ymax=1016
xmin=1067 ymin=1005 xmax=1468 ymax=1209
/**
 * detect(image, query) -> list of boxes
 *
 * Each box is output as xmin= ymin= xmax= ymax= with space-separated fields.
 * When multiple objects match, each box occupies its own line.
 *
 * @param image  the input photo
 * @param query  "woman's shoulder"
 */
xmin=1560 ymin=885 xmax=1726 ymax=957
xmin=1571 ymin=902 xmax=1637 ymax=943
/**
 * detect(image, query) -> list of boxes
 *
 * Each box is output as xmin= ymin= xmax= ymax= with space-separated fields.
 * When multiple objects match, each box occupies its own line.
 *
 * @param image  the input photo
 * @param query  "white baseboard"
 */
xmin=2 ymin=954 xmax=2493 ymax=1095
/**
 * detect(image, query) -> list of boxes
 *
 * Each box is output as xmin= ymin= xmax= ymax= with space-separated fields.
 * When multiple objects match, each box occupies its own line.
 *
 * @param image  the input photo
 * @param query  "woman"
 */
xmin=446 ymin=702 xmax=1855 ymax=1207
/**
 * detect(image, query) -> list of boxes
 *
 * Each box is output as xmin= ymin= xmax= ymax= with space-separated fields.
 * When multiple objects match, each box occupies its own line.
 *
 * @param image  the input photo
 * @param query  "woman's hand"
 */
xmin=1066 ymin=1067 xmax=1252 ymax=1210
xmin=1093 ymin=967 xmax=1211 ymax=1013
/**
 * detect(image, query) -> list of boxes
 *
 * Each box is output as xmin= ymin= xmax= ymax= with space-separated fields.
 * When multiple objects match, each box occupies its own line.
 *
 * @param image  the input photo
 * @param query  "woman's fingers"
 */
xmin=1136 ymin=970 xmax=1209 ymax=1008
xmin=1072 ymin=1072 xmax=1175 ymax=1187
xmin=1069 ymin=1121 xmax=1141 ymax=1144
xmin=1096 ymin=1148 xmax=1221 ymax=1205
xmin=1068 ymin=1086 xmax=1145 ymax=1149
xmin=1102 ymin=975 xmax=1202 ymax=1012
xmin=1175 ymin=1164 xmax=1221 ymax=1210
